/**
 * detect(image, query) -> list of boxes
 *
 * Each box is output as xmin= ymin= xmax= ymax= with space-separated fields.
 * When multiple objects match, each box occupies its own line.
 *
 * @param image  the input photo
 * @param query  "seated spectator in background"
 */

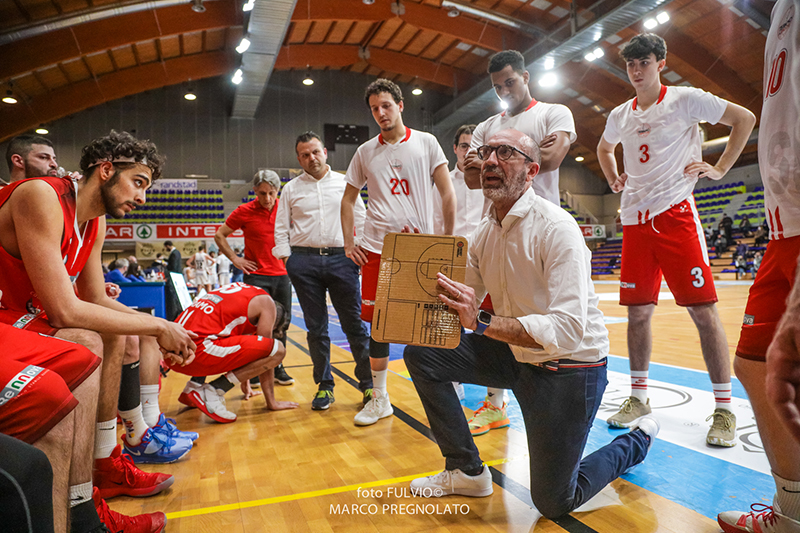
xmin=754 ymin=220 xmax=769 ymax=244
xmin=739 ymin=214 xmax=753 ymax=237
xmin=715 ymin=234 xmax=728 ymax=258
xmin=106 ymin=259 xmax=135 ymax=284
xmin=735 ymin=255 xmax=748 ymax=279
xmin=736 ymin=240 xmax=749 ymax=259
xmin=173 ymin=282 xmax=298 ymax=423
xmin=609 ymin=256 xmax=619 ymax=269
xmin=752 ymin=251 xmax=763 ymax=279
xmin=126 ymin=260 xmax=146 ymax=282
xmin=721 ymin=213 xmax=734 ymax=243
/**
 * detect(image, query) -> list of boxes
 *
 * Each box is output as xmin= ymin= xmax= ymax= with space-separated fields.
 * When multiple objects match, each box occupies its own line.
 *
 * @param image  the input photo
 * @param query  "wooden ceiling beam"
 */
xmin=0 ymin=0 xmax=239 ymax=82
xmin=291 ymin=0 xmax=527 ymax=53
xmin=275 ymin=44 xmax=477 ymax=89
xmin=0 ymin=51 xmax=233 ymax=143
xmin=661 ymin=26 xmax=761 ymax=110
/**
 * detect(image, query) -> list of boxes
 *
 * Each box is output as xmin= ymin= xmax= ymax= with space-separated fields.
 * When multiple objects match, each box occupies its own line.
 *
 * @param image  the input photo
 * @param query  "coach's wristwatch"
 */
xmin=474 ymin=310 xmax=492 ymax=336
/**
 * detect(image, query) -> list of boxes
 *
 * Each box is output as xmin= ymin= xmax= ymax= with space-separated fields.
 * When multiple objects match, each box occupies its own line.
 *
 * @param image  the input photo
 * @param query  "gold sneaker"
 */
xmin=607 ymin=397 xmax=652 ymax=428
xmin=706 ymin=408 xmax=737 ymax=447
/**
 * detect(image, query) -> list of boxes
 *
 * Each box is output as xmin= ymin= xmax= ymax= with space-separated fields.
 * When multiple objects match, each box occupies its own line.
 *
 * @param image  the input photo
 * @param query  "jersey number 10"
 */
xmin=766 ymin=49 xmax=787 ymax=98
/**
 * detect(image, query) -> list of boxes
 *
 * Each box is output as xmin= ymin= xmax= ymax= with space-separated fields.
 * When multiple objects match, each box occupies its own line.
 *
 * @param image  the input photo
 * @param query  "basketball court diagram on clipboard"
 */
xmin=372 ymin=233 xmax=468 ymax=349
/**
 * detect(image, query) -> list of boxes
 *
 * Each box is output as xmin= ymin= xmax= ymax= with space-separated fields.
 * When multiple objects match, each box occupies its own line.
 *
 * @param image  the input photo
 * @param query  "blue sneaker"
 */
xmin=123 ymin=427 xmax=192 ymax=464
xmin=151 ymin=413 xmax=199 ymax=442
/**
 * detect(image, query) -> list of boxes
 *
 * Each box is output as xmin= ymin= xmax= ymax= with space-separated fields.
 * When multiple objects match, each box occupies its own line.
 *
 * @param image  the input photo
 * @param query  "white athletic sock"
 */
xmin=68 ymin=482 xmax=93 ymax=508
xmin=372 ymin=369 xmax=388 ymax=396
xmin=94 ymin=420 xmax=118 ymax=459
xmin=631 ymin=371 xmax=649 ymax=403
xmin=712 ymin=382 xmax=732 ymax=411
xmin=486 ymin=388 xmax=505 ymax=409
xmin=773 ymin=471 xmax=800 ymax=521
xmin=119 ymin=404 xmax=149 ymax=446
xmin=140 ymin=384 xmax=161 ymax=427
xmin=225 ymin=371 xmax=241 ymax=386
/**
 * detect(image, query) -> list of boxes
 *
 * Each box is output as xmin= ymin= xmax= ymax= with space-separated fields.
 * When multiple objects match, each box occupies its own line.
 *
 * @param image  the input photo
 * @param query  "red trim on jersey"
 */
xmin=632 ymin=85 xmax=667 ymax=110
xmin=378 ymin=127 xmax=412 ymax=145
xmin=500 ymin=98 xmax=538 ymax=117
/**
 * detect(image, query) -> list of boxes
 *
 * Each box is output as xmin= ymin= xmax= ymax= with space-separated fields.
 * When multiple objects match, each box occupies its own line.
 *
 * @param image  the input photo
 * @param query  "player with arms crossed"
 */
xmin=596 ymin=33 xmax=756 ymax=447
xmin=341 ymin=78 xmax=456 ymax=426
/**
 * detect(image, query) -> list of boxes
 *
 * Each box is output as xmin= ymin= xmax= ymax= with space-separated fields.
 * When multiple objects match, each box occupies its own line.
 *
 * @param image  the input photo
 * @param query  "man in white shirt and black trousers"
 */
xmin=273 ymin=132 xmax=373 ymax=411
xmin=404 ymin=128 xmax=660 ymax=518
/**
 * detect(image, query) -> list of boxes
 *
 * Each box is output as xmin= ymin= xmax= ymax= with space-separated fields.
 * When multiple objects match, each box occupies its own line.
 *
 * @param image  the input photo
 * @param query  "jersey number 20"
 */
xmin=391 ymin=178 xmax=410 ymax=195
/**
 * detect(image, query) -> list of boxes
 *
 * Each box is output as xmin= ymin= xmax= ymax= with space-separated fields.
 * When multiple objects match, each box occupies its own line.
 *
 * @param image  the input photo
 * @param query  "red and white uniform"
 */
xmin=432 ymin=167 xmax=486 ymax=240
xmin=737 ymin=0 xmax=800 ymax=361
xmin=225 ymin=200 xmax=287 ymax=276
xmin=471 ymin=99 xmax=576 ymax=205
xmin=759 ymin=0 xmax=800 ymax=241
xmin=0 ymin=177 xmax=100 ymax=333
xmin=170 ymin=283 xmax=278 ymax=376
xmin=345 ymin=127 xmax=448 ymax=322
xmin=0 ymin=324 xmax=100 ymax=444
xmin=345 ymin=127 xmax=448 ymax=254
xmin=603 ymin=85 xmax=727 ymax=226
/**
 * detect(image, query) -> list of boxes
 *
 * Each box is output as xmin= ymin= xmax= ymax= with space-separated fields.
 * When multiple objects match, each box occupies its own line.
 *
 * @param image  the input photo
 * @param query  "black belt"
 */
xmin=291 ymin=246 xmax=345 ymax=256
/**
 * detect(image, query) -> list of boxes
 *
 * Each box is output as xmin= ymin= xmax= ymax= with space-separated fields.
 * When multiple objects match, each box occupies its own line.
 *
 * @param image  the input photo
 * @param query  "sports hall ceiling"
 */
xmin=0 ymin=0 xmax=771 ymax=177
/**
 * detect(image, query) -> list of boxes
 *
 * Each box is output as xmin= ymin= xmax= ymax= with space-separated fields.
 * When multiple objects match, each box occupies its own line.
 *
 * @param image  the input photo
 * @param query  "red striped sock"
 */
xmin=712 ymin=382 xmax=732 ymax=410
xmin=631 ymin=371 xmax=648 ymax=403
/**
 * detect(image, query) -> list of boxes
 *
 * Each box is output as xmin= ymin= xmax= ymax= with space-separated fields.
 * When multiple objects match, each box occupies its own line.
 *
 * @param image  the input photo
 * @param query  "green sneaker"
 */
xmin=467 ymin=399 xmax=510 ymax=436
xmin=607 ymin=397 xmax=652 ymax=428
xmin=311 ymin=390 xmax=334 ymax=411
xmin=706 ymin=408 xmax=736 ymax=447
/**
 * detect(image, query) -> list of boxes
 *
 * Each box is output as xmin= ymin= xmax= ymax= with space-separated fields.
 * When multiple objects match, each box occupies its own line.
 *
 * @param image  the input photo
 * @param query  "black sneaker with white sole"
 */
xmin=274 ymin=364 xmax=294 ymax=385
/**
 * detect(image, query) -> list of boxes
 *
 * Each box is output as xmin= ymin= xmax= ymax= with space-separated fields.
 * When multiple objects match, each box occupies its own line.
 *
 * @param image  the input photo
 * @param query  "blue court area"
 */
xmin=288 ymin=293 xmax=774 ymax=522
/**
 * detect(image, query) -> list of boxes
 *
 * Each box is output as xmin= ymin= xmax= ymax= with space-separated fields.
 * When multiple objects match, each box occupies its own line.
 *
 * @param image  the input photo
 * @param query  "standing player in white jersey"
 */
xmin=432 ymin=125 xmax=485 ymax=239
xmin=216 ymin=252 xmax=232 ymax=287
xmin=341 ymin=79 xmax=456 ymax=426
xmin=717 ymin=1 xmax=800 ymax=530
xmin=596 ymin=33 xmax=756 ymax=447
xmin=189 ymin=244 xmax=214 ymax=293
xmin=461 ymin=49 xmax=577 ymax=435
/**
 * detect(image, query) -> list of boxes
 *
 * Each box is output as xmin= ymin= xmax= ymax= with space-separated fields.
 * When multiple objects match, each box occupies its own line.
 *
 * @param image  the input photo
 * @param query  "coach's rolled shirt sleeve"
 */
xmin=468 ymin=188 xmax=608 ymax=363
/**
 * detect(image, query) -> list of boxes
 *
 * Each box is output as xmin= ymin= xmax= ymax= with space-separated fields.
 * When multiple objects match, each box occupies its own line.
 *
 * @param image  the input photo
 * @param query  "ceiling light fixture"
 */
xmin=447 ymin=7 xmax=460 ymax=17
xmin=191 ymin=0 xmax=206 ymax=13
xmin=538 ymin=73 xmax=557 ymax=87
xmin=544 ymin=56 xmax=555 ymax=70
xmin=232 ymin=69 xmax=243 ymax=85
xmin=242 ymin=0 xmax=255 ymax=11
xmin=35 ymin=126 xmax=49 ymax=134
xmin=643 ymin=17 xmax=658 ymax=29
xmin=575 ymin=156 xmax=585 ymax=162
xmin=363 ymin=0 xmax=375 ymax=4
xmin=184 ymin=90 xmax=196 ymax=101
xmin=236 ymin=37 xmax=251 ymax=54
xmin=302 ymin=69 xmax=314 ymax=86
xmin=412 ymin=86 xmax=423 ymax=96
xmin=656 ymin=11 xmax=670 ymax=24
xmin=2 ymin=89 xmax=17 ymax=105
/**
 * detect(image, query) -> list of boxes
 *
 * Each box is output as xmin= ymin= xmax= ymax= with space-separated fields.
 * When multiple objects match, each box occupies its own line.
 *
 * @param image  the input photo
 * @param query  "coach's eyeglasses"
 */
xmin=476 ymin=144 xmax=534 ymax=163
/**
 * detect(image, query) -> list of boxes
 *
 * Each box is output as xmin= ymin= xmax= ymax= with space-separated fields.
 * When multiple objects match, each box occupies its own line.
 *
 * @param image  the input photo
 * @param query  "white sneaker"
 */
xmin=718 ymin=502 xmax=800 ymax=533
xmin=354 ymin=388 xmax=393 ymax=426
xmin=198 ymin=384 xmax=237 ymax=424
xmin=410 ymin=466 xmax=493 ymax=497
xmin=634 ymin=415 xmax=660 ymax=454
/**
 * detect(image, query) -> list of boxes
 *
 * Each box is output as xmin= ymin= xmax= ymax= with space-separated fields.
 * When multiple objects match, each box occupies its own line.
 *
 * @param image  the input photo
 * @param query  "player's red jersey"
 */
xmin=175 ymin=283 xmax=268 ymax=339
xmin=0 ymin=177 xmax=100 ymax=318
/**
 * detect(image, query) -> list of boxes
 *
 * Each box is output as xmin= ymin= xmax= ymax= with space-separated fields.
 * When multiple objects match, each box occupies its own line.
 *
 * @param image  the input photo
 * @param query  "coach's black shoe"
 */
xmin=274 ymin=364 xmax=294 ymax=385
xmin=311 ymin=390 xmax=335 ymax=410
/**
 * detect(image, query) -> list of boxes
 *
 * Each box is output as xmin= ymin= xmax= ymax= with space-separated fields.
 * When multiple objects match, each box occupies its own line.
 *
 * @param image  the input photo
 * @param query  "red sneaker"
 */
xmin=93 ymin=487 xmax=166 ymax=533
xmin=94 ymin=445 xmax=174 ymax=499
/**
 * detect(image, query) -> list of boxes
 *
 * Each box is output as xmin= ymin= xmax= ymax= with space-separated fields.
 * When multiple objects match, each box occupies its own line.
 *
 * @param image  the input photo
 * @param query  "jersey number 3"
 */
xmin=390 ymin=178 xmax=410 ymax=195
xmin=639 ymin=144 xmax=650 ymax=164
xmin=691 ymin=266 xmax=705 ymax=288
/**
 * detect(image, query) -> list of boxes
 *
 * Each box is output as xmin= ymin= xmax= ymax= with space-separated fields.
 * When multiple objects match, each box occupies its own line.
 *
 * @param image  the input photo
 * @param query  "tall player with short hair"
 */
xmin=341 ymin=78 xmax=456 ymax=426
xmin=716 ymin=1 xmax=800 ymax=530
xmin=462 ymin=49 xmax=577 ymax=435
xmin=596 ymin=33 xmax=756 ymax=447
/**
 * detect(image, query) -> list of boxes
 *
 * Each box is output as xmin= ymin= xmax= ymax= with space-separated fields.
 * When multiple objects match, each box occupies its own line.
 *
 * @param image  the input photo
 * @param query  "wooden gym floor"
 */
xmin=110 ymin=280 xmax=769 ymax=532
